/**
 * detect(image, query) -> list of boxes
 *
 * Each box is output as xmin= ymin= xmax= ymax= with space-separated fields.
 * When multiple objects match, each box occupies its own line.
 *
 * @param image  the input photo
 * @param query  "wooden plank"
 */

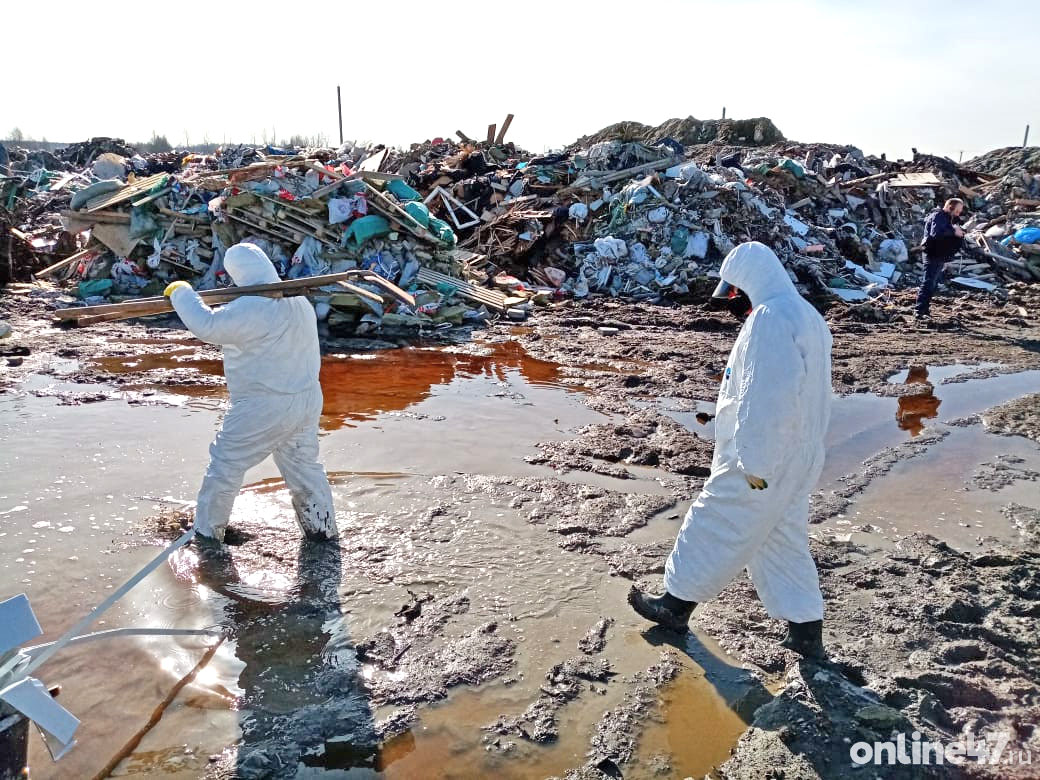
xmin=357 ymin=273 xmax=415 ymax=307
xmin=358 ymin=148 xmax=388 ymax=173
xmin=889 ymin=172 xmax=942 ymax=188
xmin=838 ymin=172 xmax=894 ymax=189
xmin=35 ymin=246 xmax=104 ymax=278
xmin=131 ymin=186 xmax=172 ymax=208
xmin=494 ymin=114 xmax=514 ymax=145
xmin=56 ymin=272 xmax=365 ymax=321
xmin=156 ymin=206 xmax=210 ymax=224
xmin=48 ymin=173 xmax=77 ymax=192
xmin=357 ymin=171 xmax=405 ymax=183
xmin=416 ymin=267 xmax=507 ymax=312
xmin=486 ymin=124 xmax=496 ymax=144
xmin=60 ymin=209 xmax=131 ymax=224
xmin=92 ymin=223 xmax=140 ymax=257
xmin=82 ymin=173 xmax=169 ymax=212
xmin=559 ymin=156 xmax=681 ymax=196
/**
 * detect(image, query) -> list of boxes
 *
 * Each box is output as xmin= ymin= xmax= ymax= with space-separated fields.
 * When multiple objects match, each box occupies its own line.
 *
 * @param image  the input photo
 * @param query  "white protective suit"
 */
xmin=169 ymin=243 xmax=336 ymax=542
xmin=664 ymin=242 xmax=831 ymax=623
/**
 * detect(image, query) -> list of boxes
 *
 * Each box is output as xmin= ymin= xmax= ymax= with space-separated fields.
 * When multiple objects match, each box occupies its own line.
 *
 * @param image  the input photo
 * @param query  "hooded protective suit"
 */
xmin=169 ymin=243 xmax=336 ymax=542
xmin=664 ymin=242 xmax=831 ymax=623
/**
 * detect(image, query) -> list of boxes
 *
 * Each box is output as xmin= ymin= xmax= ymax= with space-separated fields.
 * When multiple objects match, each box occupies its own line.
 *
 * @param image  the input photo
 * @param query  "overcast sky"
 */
xmin=4 ymin=0 xmax=1034 ymax=162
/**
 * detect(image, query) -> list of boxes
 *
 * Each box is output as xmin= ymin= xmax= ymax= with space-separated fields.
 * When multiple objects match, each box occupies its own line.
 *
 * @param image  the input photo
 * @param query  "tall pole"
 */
xmin=1024 ymin=124 xmax=1030 ymax=148
xmin=337 ymin=86 xmax=344 ymax=146
xmin=722 ymin=106 xmax=726 ymax=119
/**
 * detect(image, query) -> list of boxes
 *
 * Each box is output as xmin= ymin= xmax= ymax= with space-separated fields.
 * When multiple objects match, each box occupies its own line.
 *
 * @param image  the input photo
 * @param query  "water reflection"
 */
xmin=174 ymin=490 xmax=397 ymax=775
xmin=895 ymin=366 xmax=941 ymax=436
xmin=92 ymin=342 xmax=571 ymax=431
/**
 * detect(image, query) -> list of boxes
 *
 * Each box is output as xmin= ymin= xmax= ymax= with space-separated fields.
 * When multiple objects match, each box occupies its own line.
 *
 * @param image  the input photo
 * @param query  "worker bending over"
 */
xmin=165 ymin=242 xmax=336 ymax=544
xmin=629 ymin=242 xmax=832 ymax=657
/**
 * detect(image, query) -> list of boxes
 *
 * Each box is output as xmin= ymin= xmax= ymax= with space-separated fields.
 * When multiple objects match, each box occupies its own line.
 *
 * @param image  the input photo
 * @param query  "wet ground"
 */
xmin=1 ymin=283 xmax=1039 ymax=779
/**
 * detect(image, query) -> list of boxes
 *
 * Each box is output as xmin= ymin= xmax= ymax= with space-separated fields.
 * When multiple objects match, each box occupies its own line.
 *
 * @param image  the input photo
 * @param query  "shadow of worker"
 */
xmin=194 ymin=530 xmax=409 ymax=778
xmin=640 ymin=626 xmax=774 ymax=725
xmin=645 ymin=626 xmax=929 ymax=778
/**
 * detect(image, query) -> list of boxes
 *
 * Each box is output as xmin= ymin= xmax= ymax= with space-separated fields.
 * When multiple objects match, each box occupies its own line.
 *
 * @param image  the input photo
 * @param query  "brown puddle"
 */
xmin=634 ymin=668 xmax=754 ymax=776
xmin=91 ymin=341 xmax=575 ymax=431
xmin=92 ymin=347 xmax=224 ymax=377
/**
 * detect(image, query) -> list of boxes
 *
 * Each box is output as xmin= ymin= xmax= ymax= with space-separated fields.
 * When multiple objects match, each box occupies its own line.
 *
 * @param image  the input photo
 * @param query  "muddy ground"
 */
xmin=2 ymin=280 xmax=1040 ymax=779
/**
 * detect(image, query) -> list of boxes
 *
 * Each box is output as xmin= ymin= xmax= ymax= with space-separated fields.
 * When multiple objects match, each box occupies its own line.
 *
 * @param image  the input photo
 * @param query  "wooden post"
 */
xmin=486 ymin=124 xmax=497 ymax=144
xmin=722 ymin=106 xmax=726 ymax=119
xmin=337 ymin=86 xmax=344 ymax=145
xmin=1025 ymin=124 xmax=1031 ymax=148
xmin=494 ymin=114 xmax=514 ymax=145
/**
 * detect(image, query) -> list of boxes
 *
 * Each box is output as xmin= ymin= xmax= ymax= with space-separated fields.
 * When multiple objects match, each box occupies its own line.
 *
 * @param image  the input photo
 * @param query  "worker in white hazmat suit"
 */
xmin=628 ymin=242 xmax=832 ymax=657
xmin=164 ymin=242 xmax=336 ymax=543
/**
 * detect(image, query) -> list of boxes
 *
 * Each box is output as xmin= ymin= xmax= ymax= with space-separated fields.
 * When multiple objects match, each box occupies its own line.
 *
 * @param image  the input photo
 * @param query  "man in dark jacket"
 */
xmin=916 ymin=198 xmax=965 ymax=318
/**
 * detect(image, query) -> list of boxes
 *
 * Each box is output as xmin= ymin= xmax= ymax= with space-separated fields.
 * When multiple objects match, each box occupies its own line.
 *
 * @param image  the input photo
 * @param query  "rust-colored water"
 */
xmin=92 ymin=342 xmax=573 ymax=431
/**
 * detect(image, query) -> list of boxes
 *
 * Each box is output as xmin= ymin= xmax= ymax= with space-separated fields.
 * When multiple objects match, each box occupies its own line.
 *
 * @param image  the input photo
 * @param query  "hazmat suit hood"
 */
xmin=167 ymin=240 xmax=320 ymax=397
xmin=224 ymin=242 xmax=281 ymax=287
xmin=718 ymin=241 xmax=797 ymax=308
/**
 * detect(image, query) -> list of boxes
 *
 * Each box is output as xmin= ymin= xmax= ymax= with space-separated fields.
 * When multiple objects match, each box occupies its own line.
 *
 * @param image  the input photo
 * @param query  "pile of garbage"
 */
xmin=3 ymin=118 xmax=1039 ymax=333
xmin=1 ymin=139 xmax=519 ymax=333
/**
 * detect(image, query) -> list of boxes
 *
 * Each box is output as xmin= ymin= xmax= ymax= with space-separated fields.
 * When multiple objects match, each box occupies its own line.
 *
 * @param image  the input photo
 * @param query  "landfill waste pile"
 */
xmin=3 ymin=119 xmax=1039 ymax=334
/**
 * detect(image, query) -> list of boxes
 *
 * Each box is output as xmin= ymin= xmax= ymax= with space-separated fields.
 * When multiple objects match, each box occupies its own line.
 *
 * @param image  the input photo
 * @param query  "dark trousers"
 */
xmin=915 ymin=255 xmax=947 ymax=315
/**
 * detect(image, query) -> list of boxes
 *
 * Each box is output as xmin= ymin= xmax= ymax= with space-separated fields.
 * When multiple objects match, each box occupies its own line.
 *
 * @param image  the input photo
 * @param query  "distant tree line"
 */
xmin=3 ymin=128 xmax=333 ymax=154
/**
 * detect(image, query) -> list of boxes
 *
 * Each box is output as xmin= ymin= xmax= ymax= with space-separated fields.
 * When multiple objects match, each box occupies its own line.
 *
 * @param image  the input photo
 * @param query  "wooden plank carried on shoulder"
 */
xmin=55 ymin=272 xmax=359 ymax=321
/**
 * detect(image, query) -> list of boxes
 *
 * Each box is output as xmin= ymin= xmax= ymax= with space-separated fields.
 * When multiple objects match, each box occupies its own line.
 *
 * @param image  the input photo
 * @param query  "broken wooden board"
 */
xmin=60 ymin=209 xmax=131 ymax=225
xmin=415 ymin=267 xmax=507 ymax=312
xmin=91 ymin=223 xmax=141 ymax=257
xmin=356 ymin=273 xmax=416 ymax=307
xmin=131 ymin=186 xmax=172 ymax=208
xmin=35 ymin=246 xmax=105 ymax=278
xmin=888 ymin=172 xmax=942 ymax=188
xmin=358 ymin=148 xmax=388 ymax=173
xmin=494 ymin=114 xmax=514 ymax=145
xmin=80 ymin=173 xmax=169 ymax=212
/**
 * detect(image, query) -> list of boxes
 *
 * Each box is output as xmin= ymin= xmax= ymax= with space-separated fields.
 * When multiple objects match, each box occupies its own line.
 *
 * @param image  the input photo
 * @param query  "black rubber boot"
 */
xmin=780 ymin=619 xmax=825 ymax=659
xmin=627 ymin=586 xmax=696 ymax=632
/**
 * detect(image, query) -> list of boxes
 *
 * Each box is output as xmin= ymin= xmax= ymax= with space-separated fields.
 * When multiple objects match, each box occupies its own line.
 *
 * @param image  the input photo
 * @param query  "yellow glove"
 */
xmin=746 ymin=474 xmax=768 ymax=490
xmin=164 ymin=281 xmax=192 ymax=297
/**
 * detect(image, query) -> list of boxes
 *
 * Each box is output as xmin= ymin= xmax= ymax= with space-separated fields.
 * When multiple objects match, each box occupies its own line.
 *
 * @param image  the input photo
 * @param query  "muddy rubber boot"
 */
xmin=627 ymin=586 xmax=696 ymax=632
xmin=192 ymin=530 xmax=231 ymax=562
xmin=780 ymin=619 xmax=826 ymax=659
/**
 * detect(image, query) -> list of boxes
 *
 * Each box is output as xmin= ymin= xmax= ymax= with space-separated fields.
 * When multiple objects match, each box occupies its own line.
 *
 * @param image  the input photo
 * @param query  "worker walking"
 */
xmin=628 ymin=242 xmax=832 ymax=658
xmin=165 ymin=242 xmax=336 ymax=543
xmin=915 ymin=198 xmax=965 ymax=319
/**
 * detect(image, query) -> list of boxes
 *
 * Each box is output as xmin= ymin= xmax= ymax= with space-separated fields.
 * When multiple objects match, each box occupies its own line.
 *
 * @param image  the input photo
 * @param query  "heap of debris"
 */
xmin=2 ymin=120 xmax=1038 ymax=334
